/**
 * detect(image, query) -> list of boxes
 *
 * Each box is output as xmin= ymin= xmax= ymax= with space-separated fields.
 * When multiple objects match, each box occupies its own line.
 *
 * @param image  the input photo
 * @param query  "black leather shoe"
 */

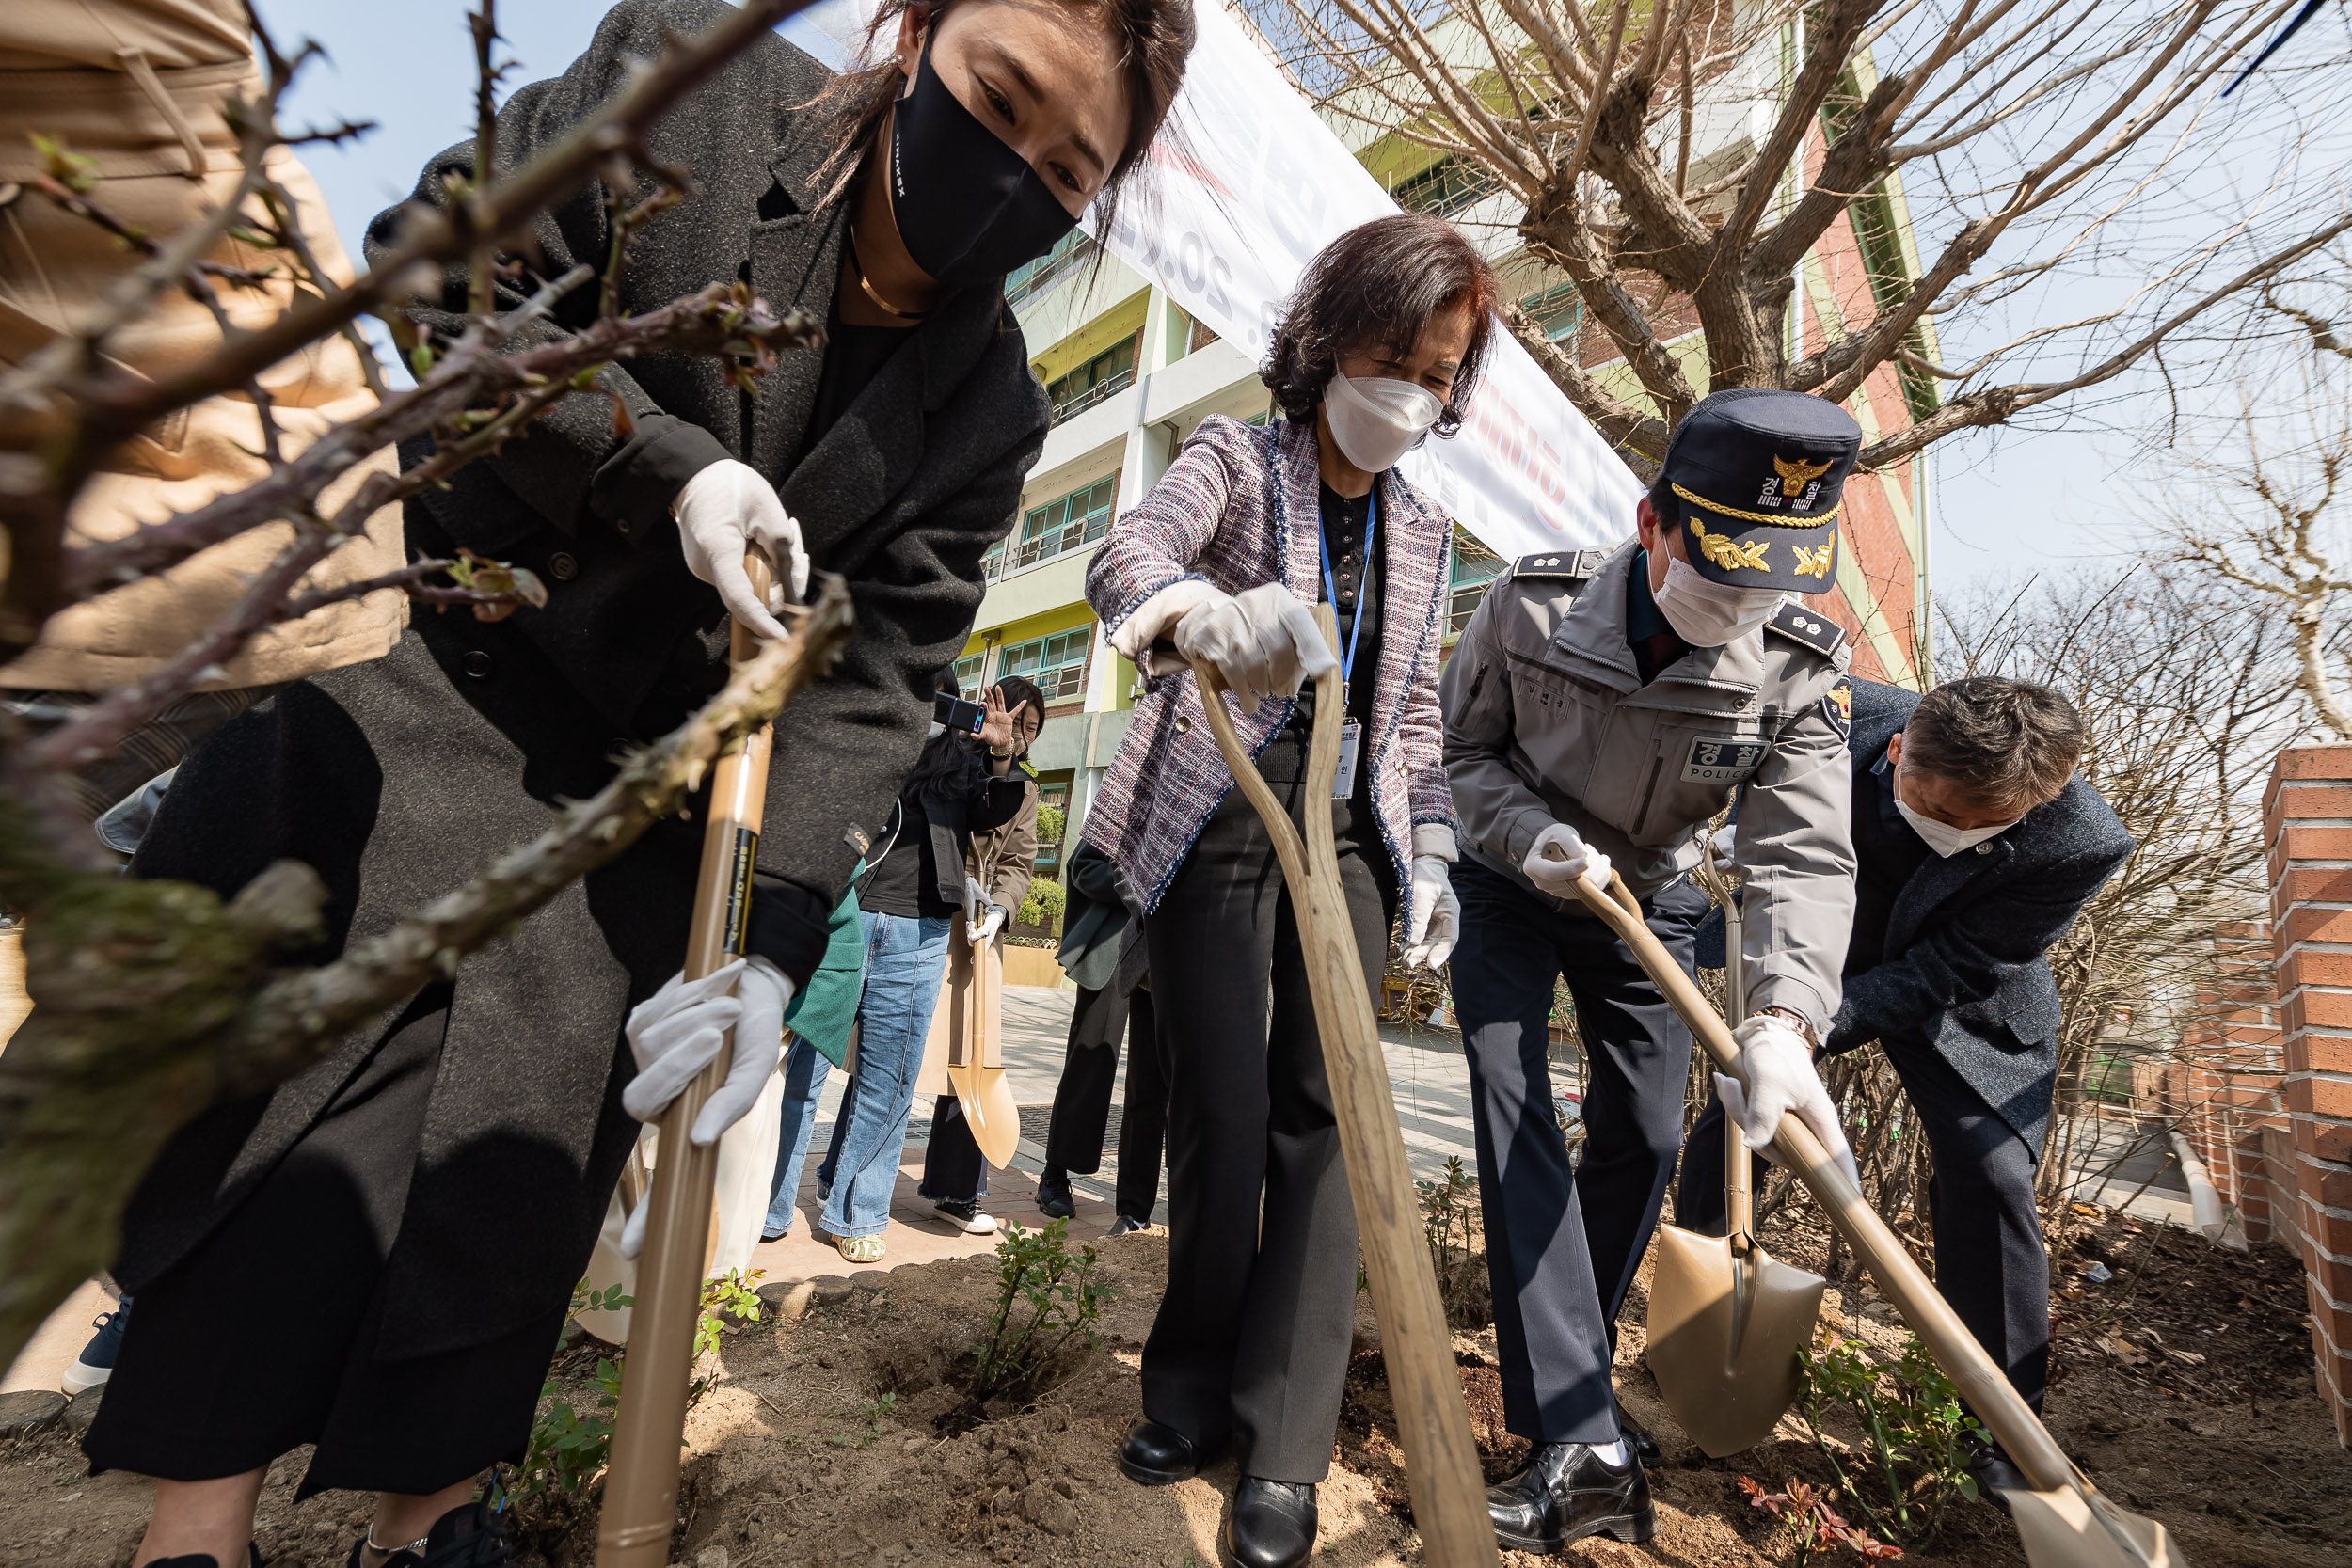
xmin=1119 ymin=1418 xmax=1216 ymax=1485
xmin=1107 ymin=1212 xmax=1151 ymax=1236
xmin=151 ymin=1549 xmax=261 ymax=1568
xmin=346 ymin=1501 xmax=511 ymax=1567
xmin=1486 ymin=1441 xmax=1657 ymax=1554
xmin=1037 ymin=1170 xmax=1076 ymax=1220
xmin=1614 ymin=1399 xmax=1662 ymax=1468
xmin=1965 ymin=1434 xmax=2027 ymax=1514
xmin=1226 ymin=1477 xmax=1317 ymax=1568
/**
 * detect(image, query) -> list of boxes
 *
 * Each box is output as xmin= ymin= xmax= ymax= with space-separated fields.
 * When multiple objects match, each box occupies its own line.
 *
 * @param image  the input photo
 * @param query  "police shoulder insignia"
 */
xmin=1822 ymin=679 xmax=1853 ymax=738
xmin=1764 ymin=601 xmax=1846 ymax=657
xmin=1513 ymin=550 xmax=1598 ymax=581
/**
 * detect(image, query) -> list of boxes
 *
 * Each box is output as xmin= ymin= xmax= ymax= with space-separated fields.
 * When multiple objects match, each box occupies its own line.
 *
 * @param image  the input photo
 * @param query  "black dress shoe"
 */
xmin=1226 ymin=1477 xmax=1317 ymax=1568
xmin=1964 ymin=1433 xmax=2028 ymax=1514
xmin=345 ymin=1500 xmax=511 ymax=1567
xmin=1037 ymin=1169 xmax=1076 ymax=1220
xmin=1119 ymin=1417 xmax=1216 ymax=1485
xmin=1486 ymin=1441 xmax=1657 ymax=1554
xmin=1614 ymin=1399 xmax=1662 ymax=1467
xmin=1107 ymin=1212 xmax=1151 ymax=1236
xmin=151 ymin=1549 xmax=262 ymax=1568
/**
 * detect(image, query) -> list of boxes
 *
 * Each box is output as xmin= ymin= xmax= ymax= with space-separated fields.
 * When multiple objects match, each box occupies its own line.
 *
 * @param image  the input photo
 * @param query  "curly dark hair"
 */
xmin=1260 ymin=213 xmax=1500 ymax=437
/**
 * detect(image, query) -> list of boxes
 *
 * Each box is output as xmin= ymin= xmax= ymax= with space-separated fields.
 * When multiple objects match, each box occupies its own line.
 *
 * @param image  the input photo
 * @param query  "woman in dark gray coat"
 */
xmin=88 ymin=3 xmax=1193 ymax=1565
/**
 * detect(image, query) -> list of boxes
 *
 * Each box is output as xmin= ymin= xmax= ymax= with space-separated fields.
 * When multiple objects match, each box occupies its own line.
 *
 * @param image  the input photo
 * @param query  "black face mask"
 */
xmin=887 ymin=35 xmax=1081 ymax=291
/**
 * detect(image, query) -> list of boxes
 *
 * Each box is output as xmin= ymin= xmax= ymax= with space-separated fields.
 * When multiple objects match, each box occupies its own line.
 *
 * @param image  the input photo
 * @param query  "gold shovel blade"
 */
xmin=946 ymin=922 xmax=1021 ymax=1169
xmin=2008 ymin=1481 xmax=2178 ymax=1568
xmin=1645 ymin=1225 xmax=1827 ymax=1457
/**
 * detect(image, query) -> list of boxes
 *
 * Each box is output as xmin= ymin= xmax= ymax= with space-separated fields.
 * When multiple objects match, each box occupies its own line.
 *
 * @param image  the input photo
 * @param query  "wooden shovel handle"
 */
xmin=1565 ymin=871 xmax=2149 ymax=1514
xmin=1187 ymin=620 xmax=1500 ymax=1568
xmin=596 ymin=550 xmax=779 ymax=1568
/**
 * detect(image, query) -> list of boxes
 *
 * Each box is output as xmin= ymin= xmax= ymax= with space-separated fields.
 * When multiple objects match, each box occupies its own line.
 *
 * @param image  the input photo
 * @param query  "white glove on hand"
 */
xmin=1170 ymin=582 xmax=1337 ymax=715
xmin=1708 ymin=823 xmax=1737 ymax=867
xmin=618 ymin=956 xmax=794 ymax=1259
xmin=964 ymin=876 xmax=990 ymax=925
xmin=973 ymin=904 xmax=1008 ymax=944
xmin=671 ymin=459 xmax=811 ymax=641
xmin=1716 ymin=1015 xmax=1860 ymax=1191
xmin=1402 ymin=856 xmax=1459 ymax=971
xmin=1521 ymin=821 xmax=1612 ymax=898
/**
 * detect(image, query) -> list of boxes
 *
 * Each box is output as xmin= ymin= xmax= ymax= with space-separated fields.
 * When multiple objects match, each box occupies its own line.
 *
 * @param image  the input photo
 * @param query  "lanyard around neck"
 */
xmin=1317 ymin=484 xmax=1377 ymax=700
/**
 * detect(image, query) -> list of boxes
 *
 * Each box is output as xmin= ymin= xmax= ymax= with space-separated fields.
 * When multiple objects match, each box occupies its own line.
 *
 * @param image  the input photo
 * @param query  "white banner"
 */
xmin=781 ymin=0 xmax=1643 ymax=558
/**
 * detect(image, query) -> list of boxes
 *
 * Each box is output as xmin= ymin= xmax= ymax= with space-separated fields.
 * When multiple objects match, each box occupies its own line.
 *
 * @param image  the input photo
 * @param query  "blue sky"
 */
xmin=253 ymin=0 xmax=2324 ymax=596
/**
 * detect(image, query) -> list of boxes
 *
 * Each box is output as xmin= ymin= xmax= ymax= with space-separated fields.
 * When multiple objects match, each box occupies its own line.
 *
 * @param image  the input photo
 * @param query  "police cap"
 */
xmin=1660 ymin=388 xmax=1862 ymax=594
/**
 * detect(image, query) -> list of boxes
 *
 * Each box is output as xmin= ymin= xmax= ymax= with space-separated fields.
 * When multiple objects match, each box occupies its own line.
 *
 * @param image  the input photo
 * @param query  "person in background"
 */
xmin=85 ymin=0 xmax=1193 ymax=1560
xmin=1679 ymin=675 xmax=2130 ymax=1506
xmin=1035 ymin=839 xmax=1163 ymax=1234
xmin=775 ymin=673 xmax=1035 ymax=1261
xmin=918 ymin=675 xmax=1046 ymax=1232
xmin=1082 ymin=213 xmax=1482 ymax=1568
xmin=1440 ymin=388 xmax=1863 ymax=1553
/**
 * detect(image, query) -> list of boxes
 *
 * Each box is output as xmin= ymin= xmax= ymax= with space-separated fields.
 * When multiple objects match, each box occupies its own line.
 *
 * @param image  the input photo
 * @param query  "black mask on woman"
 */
xmin=888 ymin=34 xmax=1081 ymax=291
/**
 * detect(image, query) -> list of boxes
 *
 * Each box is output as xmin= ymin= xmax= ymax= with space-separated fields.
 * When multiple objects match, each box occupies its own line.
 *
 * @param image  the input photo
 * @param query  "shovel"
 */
xmin=1557 ymin=855 xmax=2180 ymax=1568
xmin=943 ymin=910 xmax=1021 ymax=1167
xmin=1644 ymin=839 xmax=1827 ymax=1457
xmin=597 ymin=551 xmax=783 ymax=1568
xmin=1189 ymin=609 xmax=1499 ymax=1568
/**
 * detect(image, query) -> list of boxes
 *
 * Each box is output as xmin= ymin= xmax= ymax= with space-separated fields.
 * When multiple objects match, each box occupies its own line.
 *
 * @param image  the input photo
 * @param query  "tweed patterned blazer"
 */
xmin=1081 ymin=414 xmax=1455 ymax=924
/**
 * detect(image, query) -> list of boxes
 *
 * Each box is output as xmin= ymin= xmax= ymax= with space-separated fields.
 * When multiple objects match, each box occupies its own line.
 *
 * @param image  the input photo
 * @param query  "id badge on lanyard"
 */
xmin=1320 ymin=489 xmax=1375 ymax=801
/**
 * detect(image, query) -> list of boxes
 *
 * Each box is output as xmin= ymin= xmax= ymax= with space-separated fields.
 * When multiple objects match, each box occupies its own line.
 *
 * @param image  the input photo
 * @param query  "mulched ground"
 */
xmin=0 ymin=1197 xmax=2343 ymax=1567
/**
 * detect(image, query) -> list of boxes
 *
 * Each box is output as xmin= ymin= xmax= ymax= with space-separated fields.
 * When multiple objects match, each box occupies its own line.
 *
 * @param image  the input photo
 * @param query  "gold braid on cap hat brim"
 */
xmin=1671 ymin=481 xmax=1843 ymax=527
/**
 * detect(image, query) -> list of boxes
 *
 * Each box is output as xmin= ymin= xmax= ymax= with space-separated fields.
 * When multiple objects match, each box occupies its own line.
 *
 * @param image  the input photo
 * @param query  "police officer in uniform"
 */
xmin=1440 ymin=388 xmax=1866 ymax=1553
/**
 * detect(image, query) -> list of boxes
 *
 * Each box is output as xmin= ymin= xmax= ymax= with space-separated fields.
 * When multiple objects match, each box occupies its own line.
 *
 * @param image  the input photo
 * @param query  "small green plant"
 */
xmin=492 ymin=1271 xmax=762 ymax=1513
xmin=1739 ymin=1477 xmax=1903 ymax=1564
xmin=829 ymin=1390 xmax=899 ymax=1448
xmin=1416 ymin=1154 xmax=1483 ymax=1327
xmin=1035 ymin=802 xmax=1067 ymax=847
xmin=1017 ymin=875 xmax=1066 ymax=933
xmin=1793 ymin=1329 xmax=1979 ymax=1551
xmin=970 ymin=1218 xmax=1110 ymax=1401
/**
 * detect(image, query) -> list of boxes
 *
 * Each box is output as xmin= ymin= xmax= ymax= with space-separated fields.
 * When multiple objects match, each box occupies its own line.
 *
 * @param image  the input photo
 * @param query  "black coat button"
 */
xmin=548 ymin=551 xmax=579 ymax=581
xmin=462 ymin=650 xmax=493 ymax=680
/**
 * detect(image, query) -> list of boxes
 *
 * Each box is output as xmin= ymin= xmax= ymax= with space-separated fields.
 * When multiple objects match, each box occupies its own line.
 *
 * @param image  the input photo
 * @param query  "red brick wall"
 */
xmin=2263 ymin=743 xmax=2352 ymax=1444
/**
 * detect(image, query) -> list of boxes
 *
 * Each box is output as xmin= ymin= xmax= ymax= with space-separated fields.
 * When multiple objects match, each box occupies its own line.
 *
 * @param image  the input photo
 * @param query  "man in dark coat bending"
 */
xmin=1681 ymin=674 xmax=2132 ymax=1497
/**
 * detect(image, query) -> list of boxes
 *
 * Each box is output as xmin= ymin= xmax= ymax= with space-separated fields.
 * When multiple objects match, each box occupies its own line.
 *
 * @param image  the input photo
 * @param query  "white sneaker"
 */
xmin=935 ymin=1199 xmax=997 ymax=1235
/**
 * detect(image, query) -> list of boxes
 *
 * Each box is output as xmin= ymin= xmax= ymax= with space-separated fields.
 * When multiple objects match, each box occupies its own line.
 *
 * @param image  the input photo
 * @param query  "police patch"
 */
xmin=1682 ymin=736 xmax=1767 ymax=784
xmin=1823 ymin=680 xmax=1852 ymax=739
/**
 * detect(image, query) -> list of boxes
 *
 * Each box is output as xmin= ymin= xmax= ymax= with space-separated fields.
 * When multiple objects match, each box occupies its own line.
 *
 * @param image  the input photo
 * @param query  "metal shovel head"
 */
xmin=944 ymin=927 xmax=1021 ymax=1169
xmin=1645 ymin=1223 xmax=1827 ymax=1457
xmin=2007 ymin=1480 xmax=2177 ymax=1568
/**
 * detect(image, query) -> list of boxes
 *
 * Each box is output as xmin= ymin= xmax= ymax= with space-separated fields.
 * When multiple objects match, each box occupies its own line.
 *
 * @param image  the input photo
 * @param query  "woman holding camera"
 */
xmin=95 ymin=0 xmax=1193 ymax=1561
xmin=1080 ymin=213 xmax=1491 ymax=1568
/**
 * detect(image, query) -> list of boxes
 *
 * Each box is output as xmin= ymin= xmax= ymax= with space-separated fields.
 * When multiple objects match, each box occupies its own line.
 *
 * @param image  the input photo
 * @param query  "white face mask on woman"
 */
xmin=1651 ymin=555 xmax=1785 ymax=646
xmin=1323 ymin=371 xmax=1443 ymax=472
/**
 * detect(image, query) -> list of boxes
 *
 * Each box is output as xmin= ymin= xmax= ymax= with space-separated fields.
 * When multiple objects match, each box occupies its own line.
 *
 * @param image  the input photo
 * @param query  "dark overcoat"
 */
xmin=115 ymin=0 xmax=1049 ymax=1356
xmin=1823 ymin=679 xmax=2135 ymax=1151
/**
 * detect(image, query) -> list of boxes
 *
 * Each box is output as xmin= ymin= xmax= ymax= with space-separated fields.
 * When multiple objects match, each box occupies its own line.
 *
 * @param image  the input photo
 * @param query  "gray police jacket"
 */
xmin=1440 ymin=540 xmax=1858 ymax=1037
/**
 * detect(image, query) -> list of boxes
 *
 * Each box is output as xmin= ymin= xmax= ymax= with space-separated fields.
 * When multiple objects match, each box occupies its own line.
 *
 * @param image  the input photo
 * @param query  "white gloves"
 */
xmin=1402 ymin=856 xmax=1458 ymax=970
xmin=1715 ymin=1015 xmax=1860 ymax=1191
xmin=964 ymin=876 xmax=990 ymax=924
xmin=1170 ymin=582 xmax=1337 ymax=715
xmin=670 ymin=459 xmax=811 ymax=641
xmin=972 ymin=904 xmax=1008 ymax=944
xmin=619 ymin=957 xmax=793 ymax=1258
xmin=1521 ymin=821 xmax=1612 ymax=898
xmin=1708 ymin=823 xmax=1737 ymax=866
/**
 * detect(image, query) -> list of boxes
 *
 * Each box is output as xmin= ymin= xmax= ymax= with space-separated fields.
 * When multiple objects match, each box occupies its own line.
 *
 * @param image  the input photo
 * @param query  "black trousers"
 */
xmin=918 ymin=1095 xmax=991 ymax=1205
xmin=1141 ymin=776 xmax=1394 ymax=1482
xmin=85 ymin=988 xmax=564 ymax=1497
xmin=1448 ymin=857 xmax=1708 ymax=1445
xmin=1678 ymin=1033 xmax=2051 ymax=1413
xmin=1041 ymin=983 xmax=1168 ymax=1220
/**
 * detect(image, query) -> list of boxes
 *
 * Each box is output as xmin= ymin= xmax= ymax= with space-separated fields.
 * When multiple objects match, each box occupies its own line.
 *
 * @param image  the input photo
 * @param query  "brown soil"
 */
xmin=0 ymin=1203 xmax=2344 ymax=1568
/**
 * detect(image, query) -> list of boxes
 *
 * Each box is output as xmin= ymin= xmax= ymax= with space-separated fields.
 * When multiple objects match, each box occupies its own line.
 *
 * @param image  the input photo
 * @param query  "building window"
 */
xmin=993 ymin=473 xmax=1119 ymax=578
xmin=1448 ymin=530 xmax=1503 ymax=639
xmin=1045 ymin=335 xmax=1136 ymax=425
xmin=1034 ymin=781 xmax=1070 ymax=878
xmin=1391 ymin=156 xmax=1495 ymax=218
xmin=953 ymin=652 xmax=987 ymax=690
xmin=1520 ymin=282 xmax=1583 ymax=344
xmin=997 ymin=626 xmax=1093 ymax=705
xmin=1006 ymin=230 xmax=1097 ymax=309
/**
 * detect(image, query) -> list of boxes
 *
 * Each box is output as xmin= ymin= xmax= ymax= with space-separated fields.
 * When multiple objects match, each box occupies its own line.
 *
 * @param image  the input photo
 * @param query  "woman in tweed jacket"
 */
xmin=1080 ymin=215 xmax=1498 ymax=1568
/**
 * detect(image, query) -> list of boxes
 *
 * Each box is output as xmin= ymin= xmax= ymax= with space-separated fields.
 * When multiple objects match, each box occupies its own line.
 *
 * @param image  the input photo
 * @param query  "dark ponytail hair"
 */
xmin=809 ymin=0 xmax=1197 ymax=250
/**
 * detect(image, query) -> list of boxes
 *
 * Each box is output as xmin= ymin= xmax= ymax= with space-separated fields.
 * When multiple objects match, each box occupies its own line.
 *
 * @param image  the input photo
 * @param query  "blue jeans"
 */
xmin=774 ymin=910 xmax=950 ymax=1239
